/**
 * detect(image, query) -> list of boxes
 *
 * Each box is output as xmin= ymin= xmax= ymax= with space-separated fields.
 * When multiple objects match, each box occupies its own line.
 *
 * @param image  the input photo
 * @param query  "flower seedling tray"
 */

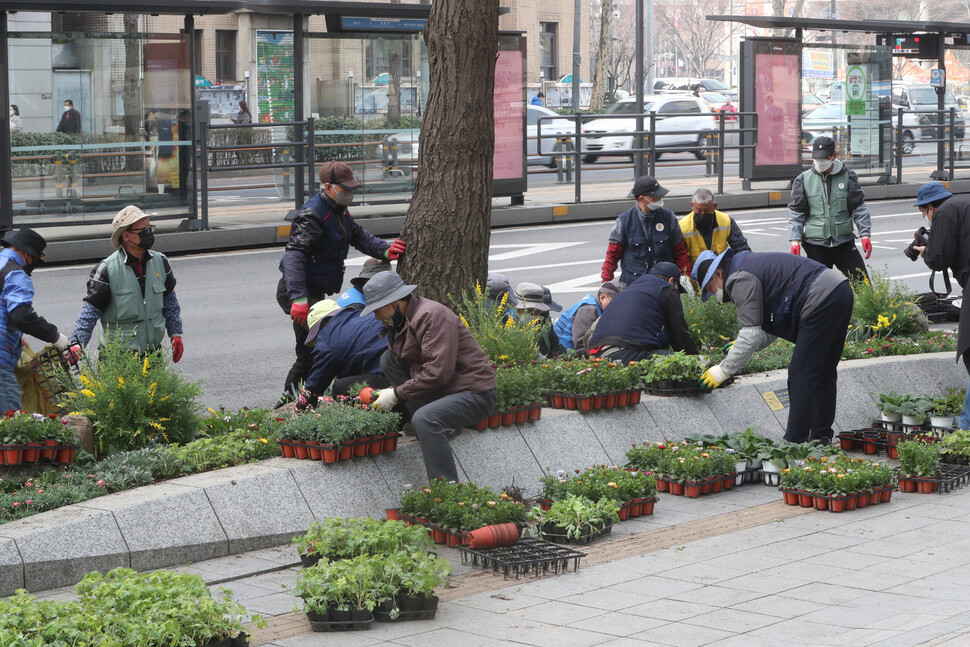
xmin=896 ymin=464 xmax=970 ymax=494
xmin=458 ymin=537 xmax=586 ymax=580
xmin=473 ymin=404 xmax=543 ymax=430
xmin=546 ymin=390 xmax=641 ymax=411
xmin=373 ymin=608 xmax=438 ymax=622
xmin=279 ymin=433 xmax=401 ymax=463
xmin=538 ymin=521 xmax=612 ymax=545
xmin=306 ymin=610 xmax=373 ymax=632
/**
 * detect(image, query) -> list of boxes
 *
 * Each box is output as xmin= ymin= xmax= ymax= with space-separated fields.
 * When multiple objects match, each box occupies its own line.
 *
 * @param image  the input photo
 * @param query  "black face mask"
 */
xmin=383 ymin=305 xmax=406 ymax=333
xmin=137 ymin=228 xmax=155 ymax=251
xmin=22 ymin=261 xmax=35 ymax=276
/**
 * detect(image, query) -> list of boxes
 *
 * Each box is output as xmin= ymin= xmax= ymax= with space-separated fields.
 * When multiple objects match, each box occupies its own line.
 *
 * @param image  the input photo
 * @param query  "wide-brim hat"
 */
xmin=111 ymin=206 xmax=150 ymax=249
xmin=350 ymin=259 xmax=393 ymax=291
xmin=513 ymin=282 xmax=549 ymax=312
xmin=486 ymin=273 xmax=518 ymax=305
xmin=691 ymin=248 xmax=733 ymax=301
xmin=542 ymin=287 xmax=562 ymax=312
xmin=359 ymin=271 xmax=417 ymax=317
xmin=1 ymin=228 xmax=47 ymax=262
xmin=305 ymin=299 xmax=342 ymax=346
xmin=913 ymin=182 xmax=952 ymax=207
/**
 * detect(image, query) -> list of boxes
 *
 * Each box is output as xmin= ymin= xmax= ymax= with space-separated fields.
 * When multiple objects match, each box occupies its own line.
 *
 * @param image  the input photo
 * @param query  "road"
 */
xmin=30 ymin=197 xmax=932 ymax=411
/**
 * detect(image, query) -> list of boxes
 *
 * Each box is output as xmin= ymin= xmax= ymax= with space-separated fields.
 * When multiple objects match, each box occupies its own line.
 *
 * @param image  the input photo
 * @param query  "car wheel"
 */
xmin=582 ymin=154 xmax=599 ymax=164
xmin=901 ymin=132 xmax=914 ymax=155
xmin=693 ymin=134 xmax=707 ymax=160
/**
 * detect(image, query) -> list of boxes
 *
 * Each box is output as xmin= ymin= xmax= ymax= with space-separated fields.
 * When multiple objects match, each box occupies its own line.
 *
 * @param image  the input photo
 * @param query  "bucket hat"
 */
xmin=913 ymin=182 xmax=952 ymax=207
xmin=542 ymin=287 xmax=562 ymax=312
xmin=305 ymin=299 xmax=342 ymax=347
xmin=691 ymin=249 xmax=734 ymax=301
xmin=111 ymin=205 xmax=150 ymax=249
xmin=513 ymin=282 xmax=549 ymax=312
xmin=359 ymin=271 xmax=417 ymax=317
xmin=486 ymin=273 xmax=518 ymax=305
xmin=1 ymin=228 xmax=47 ymax=262
xmin=350 ymin=259 xmax=393 ymax=291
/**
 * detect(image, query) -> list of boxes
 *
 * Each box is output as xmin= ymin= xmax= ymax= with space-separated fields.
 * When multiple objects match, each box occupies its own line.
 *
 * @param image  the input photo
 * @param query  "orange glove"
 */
xmin=386 ymin=239 xmax=406 ymax=260
xmin=66 ymin=344 xmax=82 ymax=365
xmin=289 ymin=298 xmax=309 ymax=326
xmin=790 ymin=242 xmax=801 ymax=256
xmin=861 ymin=237 xmax=872 ymax=259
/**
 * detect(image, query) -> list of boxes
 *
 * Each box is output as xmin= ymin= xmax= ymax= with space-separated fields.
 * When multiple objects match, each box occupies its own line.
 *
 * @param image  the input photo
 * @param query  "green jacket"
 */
xmin=101 ymin=249 xmax=167 ymax=352
xmin=801 ymin=168 xmax=852 ymax=242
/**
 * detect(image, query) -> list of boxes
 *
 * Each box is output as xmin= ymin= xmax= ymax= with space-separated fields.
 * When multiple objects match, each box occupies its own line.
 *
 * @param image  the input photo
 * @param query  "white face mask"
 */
xmin=647 ymin=199 xmax=664 ymax=211
xmin=813 ymin=158 xmax=833 ymax=174
xmin=714 ymin=288 xmax=725 ymax=303
xmin=64 ymin=106 xmax=71 ymax=113
xmin=332 ymin=187 xmax=355 ymax=206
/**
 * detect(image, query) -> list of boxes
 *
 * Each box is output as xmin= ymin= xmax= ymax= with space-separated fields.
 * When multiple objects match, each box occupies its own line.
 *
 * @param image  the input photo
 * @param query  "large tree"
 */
xmin=398 ymin=0 xmax=499 ymax=304
xmin=590 ymin=0 xmax=614 ymax=111
xmin=655 ymin=0 xmax=735 ymax=79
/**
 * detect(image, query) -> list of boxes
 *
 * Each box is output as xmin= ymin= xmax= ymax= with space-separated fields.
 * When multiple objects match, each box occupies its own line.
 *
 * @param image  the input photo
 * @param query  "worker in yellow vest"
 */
xmin=679 ymin=188 xmax=751 ymax=276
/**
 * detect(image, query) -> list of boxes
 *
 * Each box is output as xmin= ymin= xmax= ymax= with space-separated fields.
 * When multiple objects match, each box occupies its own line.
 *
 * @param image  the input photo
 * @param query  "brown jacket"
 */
xmin=388 ymin=296 xmax=496 ymax=402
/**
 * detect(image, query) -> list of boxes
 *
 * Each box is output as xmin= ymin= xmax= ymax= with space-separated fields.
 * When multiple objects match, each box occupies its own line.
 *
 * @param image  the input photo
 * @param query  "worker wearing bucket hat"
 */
xmin=692 ymin=248 xmax=852 ymax=444
xmin=361 ymin=271 xmax=496 ymax=481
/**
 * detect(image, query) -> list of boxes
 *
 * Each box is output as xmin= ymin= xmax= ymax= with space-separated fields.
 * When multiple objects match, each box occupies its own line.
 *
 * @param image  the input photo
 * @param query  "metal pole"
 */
xmin=572 ymin=0 xmax=581 ymax=113
xmin=307 ymin=116 xmax=316 ymax=195
xmin=895 ymin=107 xmax=903 ymax=184
xmin=717 ymin=111 xmax=726 ymax=195
xmin=645 ymin=0 xmax=654 ymax=99
xmin=199 ymin=122 xmax=209 ymax=230
xmin=0 ymin=11 xmax=12 ymax=231
xmin=186 ymin=14 xmax=198 ymax=223
xmin=293 ymin=13 xmax=305 ymax=209
xmin=634 ymin=0 xmax=644 ymax=177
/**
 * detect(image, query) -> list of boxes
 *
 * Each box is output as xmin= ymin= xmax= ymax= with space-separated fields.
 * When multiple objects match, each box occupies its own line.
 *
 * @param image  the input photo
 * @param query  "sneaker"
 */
xmin=402 ymin=422 xmax=417 ymax=437
xmin=446 ymin=428 xmax=463 ymax=439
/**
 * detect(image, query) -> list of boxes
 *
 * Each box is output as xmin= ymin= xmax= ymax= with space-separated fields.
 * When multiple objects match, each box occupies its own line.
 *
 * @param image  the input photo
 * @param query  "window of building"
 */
xmin=215 ymin=30 xmax=236 ymax=81
xmin=540 ymin=22 xmax=557 ymax=82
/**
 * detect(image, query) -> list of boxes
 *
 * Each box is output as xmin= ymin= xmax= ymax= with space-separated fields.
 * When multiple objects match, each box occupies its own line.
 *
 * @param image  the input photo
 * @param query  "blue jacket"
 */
xmin=610 ymin=206 xmax=681 ymax=286
xmin=305 ymin=306 xmax=387 ymax=394
xmin=553 ymin=294 xmax=600 ymax=350
xmin=280 ymin=192 xmax=389 ymax=299
xmin=589 ymin=273 xmax=671 ymax=351
xmin=0 ymin=249 xmax=59 ymax=368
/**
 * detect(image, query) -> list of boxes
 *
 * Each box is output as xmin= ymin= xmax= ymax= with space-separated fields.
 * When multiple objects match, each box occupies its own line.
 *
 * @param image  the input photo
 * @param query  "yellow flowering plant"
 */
xmin=453 ymin=283 xmax=542 ymax=364
xmin=849 ymin=270 xmax=926 ymax=337
xmin=59 ymin=332 xmax=202 ymax=456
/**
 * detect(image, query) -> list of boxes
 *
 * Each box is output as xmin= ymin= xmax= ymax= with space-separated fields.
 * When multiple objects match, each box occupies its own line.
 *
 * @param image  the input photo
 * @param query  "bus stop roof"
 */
xmin=707 ymin=15 xmax=970 ymax=37
xmin=0 ymin=0 xmax=242 ymax=14
xmin=244 ymin=0 xmax=430 ymax=17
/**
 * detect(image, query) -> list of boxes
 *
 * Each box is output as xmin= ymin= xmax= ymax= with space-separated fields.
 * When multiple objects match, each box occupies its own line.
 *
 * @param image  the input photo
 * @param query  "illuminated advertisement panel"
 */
xmin=493 ymin=49 xmax=524 ymax=180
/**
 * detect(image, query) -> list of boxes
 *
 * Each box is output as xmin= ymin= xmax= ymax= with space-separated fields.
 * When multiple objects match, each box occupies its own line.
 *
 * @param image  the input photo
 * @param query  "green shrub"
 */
xmin=208 ymin=127 xmax=273 ymax=167
xmin=681 ymin=292 xmax=739 ymax=350
xmin=455 ymin=283 xmax=542 ymax=364
xmin=849 ymin=271 xmax=926 ymax=338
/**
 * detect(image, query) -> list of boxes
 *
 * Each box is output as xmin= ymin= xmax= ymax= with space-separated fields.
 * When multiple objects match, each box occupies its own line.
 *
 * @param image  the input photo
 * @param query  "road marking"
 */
xmin=543 ymin=273 xmax=603 ymax=295
xmin=487 ymin=242 xmax=584 ymax=261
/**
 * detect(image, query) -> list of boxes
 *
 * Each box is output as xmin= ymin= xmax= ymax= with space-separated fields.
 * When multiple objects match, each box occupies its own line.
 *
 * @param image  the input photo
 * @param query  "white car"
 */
xmin=581 ymin=95 xmax=716 ymax=163
xmin=527 ymin=105 xmax=577 ymax=167
xmin=802 ymin=103 xmax=922 ymax=154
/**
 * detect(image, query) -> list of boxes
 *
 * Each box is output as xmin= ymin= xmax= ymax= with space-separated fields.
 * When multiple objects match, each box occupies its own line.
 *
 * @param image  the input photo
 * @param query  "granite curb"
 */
xmin=0 ymin=352 xmax=964 ymax=595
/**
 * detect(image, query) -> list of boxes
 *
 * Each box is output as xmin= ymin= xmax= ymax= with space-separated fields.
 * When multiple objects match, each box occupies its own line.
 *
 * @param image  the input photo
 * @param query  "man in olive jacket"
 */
xmin=361 ymin=272 xmax=496 ymax=481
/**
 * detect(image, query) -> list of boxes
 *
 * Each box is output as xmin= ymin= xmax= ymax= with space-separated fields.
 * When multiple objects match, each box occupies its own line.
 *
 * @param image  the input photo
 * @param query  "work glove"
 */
xmin=385 ymin=239 xmax=407 ymax=260
xmin=790 ymin=241 xmax=801 ymax=256
xmin=721 ymin=340 xmax=735 ymax=355
xmin=861 ymin=236 xmax=872 ymax=259
xmin=52 ymin=332 xmax=70 ymax=351
xmin=290 ymin=298 xmax=309 ymax=326
xmin=372 ymin=388 xmax=399 ymax=411
xmin=699 ymin=364 xmax=730 ymax=391
xmin=66 ymin=344 xmax=82 ymax=365
xmin=171 ymin=336 xmax=184 ymax=363
xmin=295 ymin=387 xmax=318 ymax=412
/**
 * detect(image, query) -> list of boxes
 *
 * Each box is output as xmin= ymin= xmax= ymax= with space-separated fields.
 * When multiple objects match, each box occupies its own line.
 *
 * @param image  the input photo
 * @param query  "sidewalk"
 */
xmin=33 ymin=471 xmax=970 ymax=647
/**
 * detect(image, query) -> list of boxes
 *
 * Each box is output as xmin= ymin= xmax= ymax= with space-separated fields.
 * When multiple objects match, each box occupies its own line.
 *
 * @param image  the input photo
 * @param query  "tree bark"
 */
xmin=590 ymin=0 xmax=614 ymax=111
xmin=398 ymin=0 xmax=499 ymax=305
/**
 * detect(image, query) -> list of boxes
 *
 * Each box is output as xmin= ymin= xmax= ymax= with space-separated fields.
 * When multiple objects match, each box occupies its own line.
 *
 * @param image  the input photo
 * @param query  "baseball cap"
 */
xmin=319 ymin=161 xmax=361 ymax=190
xmin=811 ymin=136 xmax=836 ymax=159
xmin=631 ymin=175 xmax=669 ymax=199
xmin=649 ymin=262 xmax=686 ymax=293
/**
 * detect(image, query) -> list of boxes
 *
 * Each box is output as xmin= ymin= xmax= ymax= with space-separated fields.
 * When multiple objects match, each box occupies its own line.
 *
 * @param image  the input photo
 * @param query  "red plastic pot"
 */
xmin=813 ymin=495 xmax=828 ymax=511
xmin=514 ymin=408 xmax=527 ymax=424
xmin=629 ymin=390 xmax=641 ymax=404
xmin=280 ymin=440 xmax=296 ymax=458
xmin=501 ymin=410 xmax=516 ymax=426
xmin=829 ymin=497 xmax=845 ymax=512
xmin=565 ymin=396 xmax=578 ymax=410
xmin=306 ymin=441 xmax=323 ymax=461
xmin=591 ymin=395 xmax=604 ymax=410
xmin=527 ymin=405 xmax=542 ymax=421
xmin=322 ymin=444 xmax=338 ymax=463
xmin=383 ymin=433 xmax=399 ymax=453
xmin=578 ymin=397 xmax=592 ymax=412
xmin=487 ymin=413 xmax=502 ymax=428
xmin=473 ymin=419 xmax=487 ymax=430
xmin=783 ymin=490 xmax=799 ymax=506
xmin=294 ymin=443 xmax=309 ymax=460
xmin=354 ymin=439 xmax=369 ymax=458
xmin=799 ymin=492 xmax=814 ymax=508
xmin=41 ymin=438 xmax=59 ymax=461
xmin=22 ymin=442 xmax=42 ymax=463
xmin=640 ymin=498 xmax=656 ymax=515
xmin=616 ymin=392 xmax=629 ymax=407
xmin=385 ymin=508 xmax=401 ymax=521
xmin=339 ymin=444 xmax=353 ymax=461
xmin=604 ymin=393 xmax=617 ymax=408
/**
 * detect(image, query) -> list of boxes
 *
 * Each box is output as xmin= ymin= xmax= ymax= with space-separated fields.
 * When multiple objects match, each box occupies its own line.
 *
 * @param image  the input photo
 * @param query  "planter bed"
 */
xmin=457 ymin=536 xmax=586 ymax=579
xmin=654 ymin=474 xmax=736 ymax=497
xmin=473 ymin=404 xmax=543 ymax=430
xmin=896 ymin=464 xmax=970 ymax=494
xmin=545 ymin=390 xmax=641 ymax=411
xmin=278 ymin=433 xmax=400 ymax=463
xmin=0 ymin=442 xmax=77 ymax=465
xmin=780 ymin=486 xmax=894 ymax=511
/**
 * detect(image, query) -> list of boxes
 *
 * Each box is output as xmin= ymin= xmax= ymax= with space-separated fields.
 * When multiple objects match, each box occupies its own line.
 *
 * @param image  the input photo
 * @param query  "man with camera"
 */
xmin=788 ymin=136 xmax=872 ymax=282
xmin=912 ymin=182 xmax=970 ymax=428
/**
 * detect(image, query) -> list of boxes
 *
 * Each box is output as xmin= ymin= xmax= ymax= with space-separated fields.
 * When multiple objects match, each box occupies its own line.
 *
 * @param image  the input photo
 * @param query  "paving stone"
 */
xmin=519 ymin=409 xmax=612 ymax=475
xmin=374 ymin=438 xmax=464 ymax=492
xmin=77 ymin=483 xmax=228 ymax=572
xmin=198 ymin=469 xmax=314 ymax=554
xmin=242 ymin=591 xmax=300 ymax=616
xmin=685 ymin=607 xmax=783 ymax=633
xmin=449 ymin=590 xmax=547 ymax=613
xmin=703 ymin=384 xmax=785 ymax=437
xmin=452 ymin=426 xmax=543 ymax=494
xmin=566 ymin=610 xmax=668 ymax=637
xmin=641 ymin=393 xmax=725 ymax=440
xmin=584 ymin=405 xmax=662 ymax=465
xmin=559 ymin=587 xmax=653 ymax=611
xmin=510 ymin=599 xmax=608 ymax=625
xmin=389 ymin=627 xmax=500 ymax=647
xmin=0 ymin=505 xmax=128 ymax=594
xmin=0 ymin=539 xmax=23 ymax=596
xmin=629 ymin=620 xmax=733 ymax=647
xmin=288 ymin=460 xmax=395 ymax=521
xmin=666 ymin=584 xmax=764 ymax=609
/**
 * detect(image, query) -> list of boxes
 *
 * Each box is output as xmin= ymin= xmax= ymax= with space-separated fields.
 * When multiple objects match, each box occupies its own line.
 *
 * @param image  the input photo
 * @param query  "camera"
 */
xmin=903 ymin=226 xmax=929 ymax=261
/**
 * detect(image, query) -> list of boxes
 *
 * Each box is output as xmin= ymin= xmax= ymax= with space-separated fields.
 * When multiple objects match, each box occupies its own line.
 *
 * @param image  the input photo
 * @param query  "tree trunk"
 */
xmin=590 ymin=0 xmax=614 ymax=111
xmin=398 ymin=0 xmax=499 ymax=305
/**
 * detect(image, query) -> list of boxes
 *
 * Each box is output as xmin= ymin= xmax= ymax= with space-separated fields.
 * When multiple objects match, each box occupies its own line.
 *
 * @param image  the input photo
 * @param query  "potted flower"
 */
xmin=872 ymin=389 xmax=907 ymax=423
xmin=930 ymin=387 xmax=964 ymax=428
xmin=898 ymin=396 xmax=934 ymax=426
xmin=528 ymin=494 xmax=619 ymax=543
xmin=897 ymin=438 xmax=942 ymax=493
xmin=940 ymin=429 xmax=970 ymax=465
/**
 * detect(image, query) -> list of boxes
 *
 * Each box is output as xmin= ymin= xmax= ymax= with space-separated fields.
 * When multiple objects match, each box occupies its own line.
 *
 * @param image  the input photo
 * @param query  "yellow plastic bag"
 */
xmin=16 ymin=342 xmax=50 ymax=414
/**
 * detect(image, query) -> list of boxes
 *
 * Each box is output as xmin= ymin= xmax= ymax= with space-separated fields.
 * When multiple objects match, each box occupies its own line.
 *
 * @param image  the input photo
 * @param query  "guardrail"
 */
xmin=536 ymin=111 xmax=759 ymax=203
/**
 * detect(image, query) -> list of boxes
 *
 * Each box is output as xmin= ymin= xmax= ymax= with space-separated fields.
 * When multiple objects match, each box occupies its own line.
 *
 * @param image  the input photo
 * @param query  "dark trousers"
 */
xmin=784 ymin=281 xmax=854 ymax=443
xmin=276 ymin=277 xmax=323 ymax=397
xmin=803 ymin=240 xmax=869 ymax=283
xmin=381 ymin=350 xmax=496 ymax=482
xmin=332 ymin=373 xmax=390 ymax=399
xmin=600 ymin=347 xmax=672 ymax=363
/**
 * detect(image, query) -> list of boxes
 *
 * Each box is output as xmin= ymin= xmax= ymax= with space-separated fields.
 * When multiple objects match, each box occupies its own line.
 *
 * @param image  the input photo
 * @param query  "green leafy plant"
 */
xmin=454 ymin=283 xmax=542 ymax=364
xmin=681 ymin=292 xmax=740 ymax=350
xmin=528 ymin=494 xmax=619 ymax=540
xmin=850 ymin=271 xmax=927 ymax=338
xmin=897 ymin=438 xmax=941 ymax=477
xmin=293 ymin=518 xmax=432 ymax=560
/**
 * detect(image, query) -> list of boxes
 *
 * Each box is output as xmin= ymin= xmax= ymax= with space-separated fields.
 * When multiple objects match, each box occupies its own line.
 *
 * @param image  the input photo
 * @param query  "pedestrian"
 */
xmin=276 ymin=161 xmax=406 ymax=407
xmin=230 ymin=101 xmax=252 ymax=125
xmin=601 ymin=175 xmax=690 ymax=286
xmin=362 ymin=271 xmax=496 ymax=482
xmin=56 ymin=99 xmax=81 ymax=134
xmin=531 ymin=92 xmax=545 ymax=106
xmin=588 ymin=262 xmax=696 ymax=362
xmin=293 ymin=295 xmax=389 ymax=409
xmin=554 ymin=281 xmax=620 ymax=351
xmin=70 ymin=206 xmax=183 ymax=362
xmin=9 ymin=105 xmax=22 ymax=134
xmin=692 ymin=248 xmax=853 ymax=443
xmin=513 ymin=282 xmax=564 ymax=357
xmin=910 ymin=182 xmax=970 ymax=429
xmin=0 ymin=228 xmax=71 ymax=411
xmin=788 ymin=135 xmax=872 ymax=282
xmin=679 ymin=188 xmax=750 ymax=275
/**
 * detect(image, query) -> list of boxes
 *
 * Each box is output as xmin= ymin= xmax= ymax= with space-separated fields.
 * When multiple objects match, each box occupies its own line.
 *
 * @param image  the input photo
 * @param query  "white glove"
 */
xmin=372 ymin=388 xmax=399 ymax=411
xmin=52 ymin=332 xmax=70 ymax=351
xmin=679 ymin=274 xmax=695 ymax=295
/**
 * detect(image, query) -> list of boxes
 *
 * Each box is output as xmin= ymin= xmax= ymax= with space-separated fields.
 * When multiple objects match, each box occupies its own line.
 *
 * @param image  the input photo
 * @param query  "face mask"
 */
xmin=332 ymin=187 xmax=355 ymax=206
xmin=137 ymin=228 xmax=155 ymax=250
xmin=64 ymin=106 xmax=71 ymax=113
xmin=714 ymin=288 xmax=725 ymax=303
xmin=647 ymin=199 xmax=664 ymax=211
xmin=22 ymin=261 xmax=35 ymax=276
xmin=383 ymin=305 xmax=405 ymax=332
xmin=813 ymin=158 xmax=833 ymax=173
